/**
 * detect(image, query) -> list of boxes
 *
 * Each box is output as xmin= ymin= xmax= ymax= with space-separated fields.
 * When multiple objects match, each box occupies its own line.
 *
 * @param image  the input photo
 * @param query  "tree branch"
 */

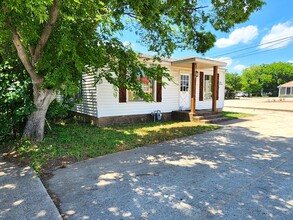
xmin=32 ymin=0 xmax=60 ymax=64
xmin=124 ymin=12 xmax=139 ymax=19
xmin=186 ymin=6 xmax=208 ymax=11
xmin=11 ymin=28 xmax=41 ymax=82
xmin=29 ymin=45 xmax=35 ymax=58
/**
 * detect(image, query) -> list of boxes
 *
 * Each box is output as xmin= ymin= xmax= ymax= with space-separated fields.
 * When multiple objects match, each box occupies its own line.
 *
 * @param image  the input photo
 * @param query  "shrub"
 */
xmin=46 ymin=98 xmax=76 ymax=122
xmin=0 ymin=60 xmax=34 ymax=142
xmin=0 ymin=60 xmax=78 ymax=143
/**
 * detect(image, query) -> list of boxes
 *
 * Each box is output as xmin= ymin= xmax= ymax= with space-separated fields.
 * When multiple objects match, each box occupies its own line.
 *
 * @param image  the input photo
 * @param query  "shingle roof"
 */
xmin=280 ymin=81 xmax=293 ymax=87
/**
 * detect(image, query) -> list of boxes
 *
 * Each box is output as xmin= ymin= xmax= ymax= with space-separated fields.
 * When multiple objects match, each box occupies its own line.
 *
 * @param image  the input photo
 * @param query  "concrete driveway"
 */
xmin=225 ymin=97 xmax=293 ymax=112
xmin=48 ymin=110 xmax=293 ymax=219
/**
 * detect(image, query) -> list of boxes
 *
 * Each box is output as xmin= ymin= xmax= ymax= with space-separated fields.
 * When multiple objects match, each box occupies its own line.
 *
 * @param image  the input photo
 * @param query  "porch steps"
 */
xmin=171 ymin=110 xmax=229 ymax=124
xmin=192 ymin=111 xmax=229 ymax=124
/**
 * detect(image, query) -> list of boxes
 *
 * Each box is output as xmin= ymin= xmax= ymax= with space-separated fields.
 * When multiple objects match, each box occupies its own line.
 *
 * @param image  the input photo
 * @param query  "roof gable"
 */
xmin=280 ymin=81 xmax=293 ymax=87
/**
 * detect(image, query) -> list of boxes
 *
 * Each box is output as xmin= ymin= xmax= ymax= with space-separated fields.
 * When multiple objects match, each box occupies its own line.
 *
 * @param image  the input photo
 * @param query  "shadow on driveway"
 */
xmin=0 ymin=158 xmax=62 ymax=219
xmin=48 ymin=124 xmax=293 ymax=219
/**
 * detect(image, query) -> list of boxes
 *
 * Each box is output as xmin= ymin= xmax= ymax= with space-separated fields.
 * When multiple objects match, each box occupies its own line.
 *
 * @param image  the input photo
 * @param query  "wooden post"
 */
xmin=212 ymin=66 xmax=218 ymax=112
xmin=191 ymin=63 xmax=197 ymax=113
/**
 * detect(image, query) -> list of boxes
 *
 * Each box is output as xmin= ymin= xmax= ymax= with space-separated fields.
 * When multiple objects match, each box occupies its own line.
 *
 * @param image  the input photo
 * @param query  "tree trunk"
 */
xmin=23 ymin=83 xmax=56 ymax=141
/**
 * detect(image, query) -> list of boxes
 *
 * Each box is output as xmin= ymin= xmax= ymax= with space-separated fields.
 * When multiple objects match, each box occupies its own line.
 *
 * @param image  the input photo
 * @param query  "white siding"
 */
xmin=97 ymin=68 xmax=180 ymax=117
xmin=96 ymin=66 xmax=226 ymax=117
xmin=195 ymin=68 xmax=225 ymax=110
xmin=72 ymin=74 xmax=97 ymax=117
xmin=75 ymin=64 xmax=226 ymax=118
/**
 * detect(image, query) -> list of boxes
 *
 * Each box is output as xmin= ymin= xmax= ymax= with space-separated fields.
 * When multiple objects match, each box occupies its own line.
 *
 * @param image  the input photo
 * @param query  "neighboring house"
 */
xmin=278 ymin=81 xmax=293 ymax=97
xmin=72 ymin=55 xmax=227 ymax=126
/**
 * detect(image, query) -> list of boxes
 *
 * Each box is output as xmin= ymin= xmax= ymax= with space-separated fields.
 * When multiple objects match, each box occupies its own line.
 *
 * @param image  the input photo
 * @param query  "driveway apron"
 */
xmin=0 ymin=157 xmax=62 ymax=219
xmin=48 ymin=110 xmax=293 ymax=219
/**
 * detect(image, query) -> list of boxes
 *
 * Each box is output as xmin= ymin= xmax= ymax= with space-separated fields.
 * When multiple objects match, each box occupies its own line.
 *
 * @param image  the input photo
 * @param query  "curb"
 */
xmin=36 ymin=174 xmax=63 ymax=220
xmin=0 ymin=157 xmax=62 ymax=220
xmin=224 ymin=106 xmax=293 ymax=113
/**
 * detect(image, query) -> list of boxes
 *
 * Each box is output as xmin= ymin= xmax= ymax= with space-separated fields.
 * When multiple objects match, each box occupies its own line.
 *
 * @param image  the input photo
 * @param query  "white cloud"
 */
xmin=288 ymin=60 xmax=293 ymax=64
xmin=123 ymin=41 xmax=135 ymax=48
xmin=215 ymin=57 xmax=232 ymax=66
xmin=215 ymin=25 xmax=258 ymax=48
xmin=233 ymin=64 xmax=246 ymax=72
xmin=259 ymin=22 xmax=293 ymax=49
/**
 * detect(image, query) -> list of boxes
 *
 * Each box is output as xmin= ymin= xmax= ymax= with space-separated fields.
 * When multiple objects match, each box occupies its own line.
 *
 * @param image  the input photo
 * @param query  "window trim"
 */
xmin=127 ymin=80 xmax=157 ymax=102
xmin=180 ymin=74 xmax=190 ymax=92
xmin=203 ymin=74 xmax=213 ymax=100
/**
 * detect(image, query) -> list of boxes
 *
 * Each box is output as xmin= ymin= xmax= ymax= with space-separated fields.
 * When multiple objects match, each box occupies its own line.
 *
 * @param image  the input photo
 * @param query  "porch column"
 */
xmin=191 ymin=62 xmax=197 ymax=113
xmin=212 ymin=66 xmax=218 ymax=112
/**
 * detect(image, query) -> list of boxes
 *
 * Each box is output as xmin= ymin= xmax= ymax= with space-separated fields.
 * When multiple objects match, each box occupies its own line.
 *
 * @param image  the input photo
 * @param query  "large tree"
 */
xmin=0 ymin=0 xmax=265 ymax=141
xmin=241 ymin=65 xmax=263 ymax=96
xmin=225 ymin=72 xmax=242 ymax=97
xmin=242 ymin=62 xmax=293 ymax=96
xmin=260 ymin=62 xmax=293 ymax=96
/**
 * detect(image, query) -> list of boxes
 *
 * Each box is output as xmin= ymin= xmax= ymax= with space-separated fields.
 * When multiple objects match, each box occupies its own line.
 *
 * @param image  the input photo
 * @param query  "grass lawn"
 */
xmin=219 ymin=111 xmax=255 ymax=119
xmin=4 ymin=120 xmax=220 ymax=173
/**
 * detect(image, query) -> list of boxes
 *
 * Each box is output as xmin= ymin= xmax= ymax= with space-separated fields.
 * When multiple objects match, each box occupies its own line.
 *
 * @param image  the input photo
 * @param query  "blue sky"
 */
xmin=119 ymin=0 xmax=293 ymax=73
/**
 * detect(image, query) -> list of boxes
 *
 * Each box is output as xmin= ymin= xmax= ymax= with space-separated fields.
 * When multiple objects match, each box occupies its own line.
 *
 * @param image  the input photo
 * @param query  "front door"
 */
xmin=179 ymin=74 xmax=191 ymax=110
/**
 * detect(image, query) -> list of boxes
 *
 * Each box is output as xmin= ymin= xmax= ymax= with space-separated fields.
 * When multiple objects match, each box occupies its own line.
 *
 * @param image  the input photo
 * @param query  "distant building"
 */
xmin=278 ymin=81 xmax=293 ymax=97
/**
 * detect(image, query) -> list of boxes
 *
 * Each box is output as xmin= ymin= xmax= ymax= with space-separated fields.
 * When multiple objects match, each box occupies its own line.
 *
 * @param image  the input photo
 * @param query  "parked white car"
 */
xmin=235 ymin=92 xmax=248 ymax=97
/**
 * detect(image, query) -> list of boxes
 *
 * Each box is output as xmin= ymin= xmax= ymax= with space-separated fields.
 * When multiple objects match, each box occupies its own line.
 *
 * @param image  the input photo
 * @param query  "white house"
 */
xmin=278 ymin=81 xmax=293 ymax=97
xmin=72 ymin=55 xmax=227 ymax=126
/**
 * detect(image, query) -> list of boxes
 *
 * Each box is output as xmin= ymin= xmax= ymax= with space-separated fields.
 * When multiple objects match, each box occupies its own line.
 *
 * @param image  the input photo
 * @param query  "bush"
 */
xmin=46 ymin=98 xmax=76 ymax=122
xmin=0 ymin=60 xmax=78 ymax=143
xmin=0 ymin=60 xmax=34 ymax=142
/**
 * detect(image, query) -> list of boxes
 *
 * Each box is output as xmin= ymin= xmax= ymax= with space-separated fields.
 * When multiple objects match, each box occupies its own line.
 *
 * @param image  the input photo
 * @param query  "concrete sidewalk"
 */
xmin=0 ymin=156 xmax=62 ymax=219
xmin=48 ymin=111 xmax=293 ymax=219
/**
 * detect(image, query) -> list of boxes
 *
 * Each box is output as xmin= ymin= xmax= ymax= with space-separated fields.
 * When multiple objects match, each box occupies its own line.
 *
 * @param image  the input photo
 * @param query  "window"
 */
xmin=180 ymin=75 xmax=189 ymax=92
xmin=286 ymin=87 xmax=291 ymax=95
xmin=204 ymin=75 xmax=213 ymax=100
xmin=128 ymin=77 xmax=155 ymax=101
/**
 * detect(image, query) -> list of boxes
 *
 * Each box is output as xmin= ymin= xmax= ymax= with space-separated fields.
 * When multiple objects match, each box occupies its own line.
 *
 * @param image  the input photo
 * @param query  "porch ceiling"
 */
xmin=171 ymin=57 xmax=227 ymax=69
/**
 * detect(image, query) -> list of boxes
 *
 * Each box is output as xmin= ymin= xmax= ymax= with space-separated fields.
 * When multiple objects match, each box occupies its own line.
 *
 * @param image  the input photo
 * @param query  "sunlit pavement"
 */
xmin=48 ymin=110 xmax=293 ymax=219
xmin=0 ymin=157 xmax=62 ymax=219
xmin=224 ymin=97 xmax=293 ymax=112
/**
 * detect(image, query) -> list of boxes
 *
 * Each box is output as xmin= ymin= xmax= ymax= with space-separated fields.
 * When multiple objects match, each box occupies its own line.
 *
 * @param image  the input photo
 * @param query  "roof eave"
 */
xmin=171 ymin=57 xmax=227 ymax=68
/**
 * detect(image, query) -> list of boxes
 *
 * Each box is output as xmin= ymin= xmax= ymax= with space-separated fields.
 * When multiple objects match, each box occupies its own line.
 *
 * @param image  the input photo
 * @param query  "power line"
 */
xmin=229 ymin=39 xmax=293 ymax=59
xmin=209 ymin=35 xmax=293 ymax=58
xmin=230 ymin=42 xmax=293 ymax=59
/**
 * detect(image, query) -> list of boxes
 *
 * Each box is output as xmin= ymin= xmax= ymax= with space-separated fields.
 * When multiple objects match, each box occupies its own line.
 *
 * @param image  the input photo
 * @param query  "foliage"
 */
xmin=46 ymin=98 xmax=77 ymax=121
xmin=0 ymin=60 xmax=34 ymax=142
xmin=241 ymin=62 xmax=293 ymax=96
xmin=5 ymin=121 xmax=219 ymax=173
xmin=219 ymin=111 xmax=255 ymax=120
xmin=0 ymin=0 xmax=265 ymax=140
xmin=225 ymin=72 xmax=242 ymax=98
xmin=241 ymin=65 xmax=263 ymax=96
xmin=0 ymin=0 xmax=265 ymax=97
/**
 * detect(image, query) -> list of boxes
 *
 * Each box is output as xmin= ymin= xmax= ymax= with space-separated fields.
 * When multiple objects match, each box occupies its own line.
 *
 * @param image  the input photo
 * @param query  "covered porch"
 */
xmin=171 ymin=57 xmax=227 ymax=113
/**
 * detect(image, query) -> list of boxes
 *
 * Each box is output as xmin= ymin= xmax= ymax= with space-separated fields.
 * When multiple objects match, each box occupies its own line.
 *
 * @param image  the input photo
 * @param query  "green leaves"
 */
xmin=0 ymin=0 xmax=266 ymax=109
xmin=241 ymin=62 xmax=293 ymax=96
xmin=0 ymin=60 xmax=35 ymax=142
xmin=211 ymin=0 xmax=265 ymax=32
xmin=225 ymin=72 xmax=242 ymax=93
